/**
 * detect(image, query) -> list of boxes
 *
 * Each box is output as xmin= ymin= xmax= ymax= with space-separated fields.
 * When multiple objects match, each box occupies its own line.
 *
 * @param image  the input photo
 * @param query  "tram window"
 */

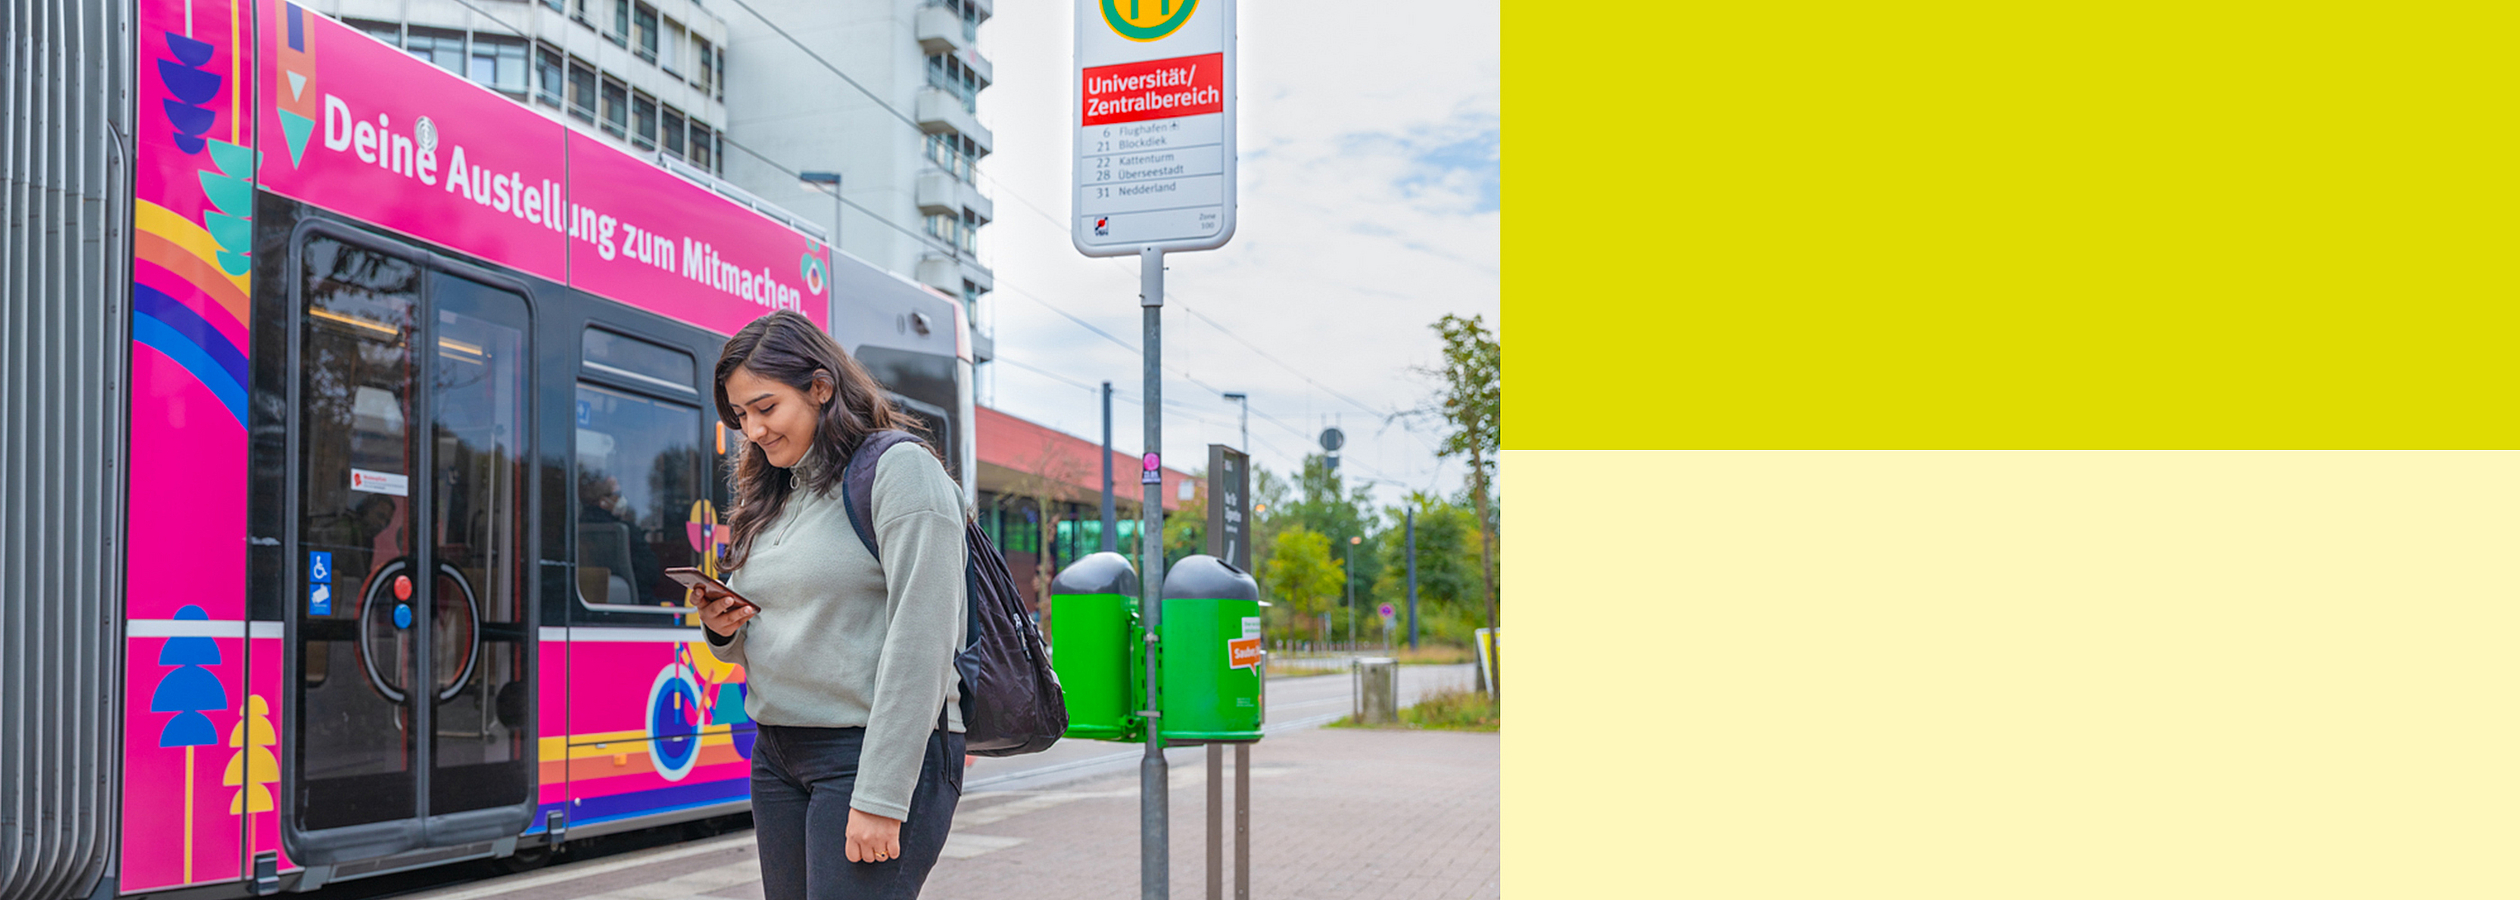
xmin=429 ymin=273 xmax=533 ymax=812
xmin=575 ymin=382 xmax=704 ymax=616
xmin=583 ymin=327 xmax=696 ymax=393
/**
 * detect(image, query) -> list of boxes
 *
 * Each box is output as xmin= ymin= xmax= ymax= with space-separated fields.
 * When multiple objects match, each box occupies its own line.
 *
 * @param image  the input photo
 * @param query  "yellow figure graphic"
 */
xmin=223 ymin=695 xmax=279 ymax=814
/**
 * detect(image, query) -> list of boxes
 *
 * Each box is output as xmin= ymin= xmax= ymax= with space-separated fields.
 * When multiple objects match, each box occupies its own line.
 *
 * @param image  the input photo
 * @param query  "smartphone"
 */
xmin=664 ymin=567 xmax=758 ymax=611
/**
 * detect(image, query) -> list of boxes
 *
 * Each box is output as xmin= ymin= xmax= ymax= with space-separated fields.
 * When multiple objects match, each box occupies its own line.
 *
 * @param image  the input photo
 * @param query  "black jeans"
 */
xmin=751 ymin=724 xmax=965 ymax=900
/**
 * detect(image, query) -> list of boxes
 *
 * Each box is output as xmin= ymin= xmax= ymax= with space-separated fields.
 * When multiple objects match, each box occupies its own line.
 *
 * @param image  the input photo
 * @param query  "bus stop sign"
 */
xmin=1073 ymin=0 xmax=1237 ymax=257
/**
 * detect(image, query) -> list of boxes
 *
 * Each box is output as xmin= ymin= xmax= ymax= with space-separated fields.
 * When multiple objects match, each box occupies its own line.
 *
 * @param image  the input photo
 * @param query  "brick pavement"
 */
xmin=406 ymin=724 xmax=1497 ymax=900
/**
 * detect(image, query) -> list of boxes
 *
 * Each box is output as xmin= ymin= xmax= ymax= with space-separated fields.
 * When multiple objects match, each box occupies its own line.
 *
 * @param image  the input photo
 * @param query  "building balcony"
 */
xmin=916 ymin=170 xmax=994 ymax=223
xmin=915 ymin=5 xmax=970 ymax=54
xmin=916 ymin=253 xmax=992 ymax=297
xmin=914 ymin=87 xmax=993 ymax=154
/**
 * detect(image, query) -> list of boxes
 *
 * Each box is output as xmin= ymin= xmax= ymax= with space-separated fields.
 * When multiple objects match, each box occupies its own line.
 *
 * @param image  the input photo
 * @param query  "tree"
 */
xmin=1003 ymin=436 xmax=1092 ymax=606
xmin=1165 ymin=473 xmax=1207 ymax=568
xmin=1370 ymin=493 xmax=1484 ymax=643
xmin=1262 ymin=526 xmax=1344 ymax=643
xmin=1402 ymin=314 xmax=1501 ymax=691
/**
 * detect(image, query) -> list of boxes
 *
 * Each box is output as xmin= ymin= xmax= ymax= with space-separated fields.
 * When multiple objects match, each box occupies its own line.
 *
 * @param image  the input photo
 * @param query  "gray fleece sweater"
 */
xmin=707 ymin=440 xmax=965 ymax=821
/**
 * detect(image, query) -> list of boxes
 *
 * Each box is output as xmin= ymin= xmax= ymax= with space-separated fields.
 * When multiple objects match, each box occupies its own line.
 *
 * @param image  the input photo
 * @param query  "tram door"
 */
xmin=288 ymin=231 xmax=537 ymax=863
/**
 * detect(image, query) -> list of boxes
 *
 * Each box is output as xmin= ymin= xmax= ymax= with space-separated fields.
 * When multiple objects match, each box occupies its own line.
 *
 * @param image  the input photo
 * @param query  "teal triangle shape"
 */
xmin=287 ymin=71 xmax=307 ymax=101
xmin=279 ymin=110 xmax=315 ymax=168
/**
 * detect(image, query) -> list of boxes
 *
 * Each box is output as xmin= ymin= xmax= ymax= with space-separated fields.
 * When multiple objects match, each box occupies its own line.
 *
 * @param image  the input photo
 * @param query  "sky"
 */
xmin=965 ymin=0 xmax=1499 ymax=510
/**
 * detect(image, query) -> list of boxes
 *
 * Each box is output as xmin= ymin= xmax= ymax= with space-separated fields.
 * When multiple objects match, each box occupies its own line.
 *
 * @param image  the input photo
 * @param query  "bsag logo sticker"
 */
xmin=1102 ymin=0 xmax=1198 ymax=42
xmin=1094 ymin=216 xmax=1109 ymax=236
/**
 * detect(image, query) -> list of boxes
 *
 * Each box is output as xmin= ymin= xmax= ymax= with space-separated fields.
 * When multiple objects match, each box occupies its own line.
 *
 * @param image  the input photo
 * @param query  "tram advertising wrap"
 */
xmin=110 ymin=0 xmax=951 ymax=894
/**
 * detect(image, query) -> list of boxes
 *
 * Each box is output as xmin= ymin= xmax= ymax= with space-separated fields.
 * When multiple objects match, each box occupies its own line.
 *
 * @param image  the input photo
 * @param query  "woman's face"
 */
xmin=724 ymin=365 xmax=832 ymax=469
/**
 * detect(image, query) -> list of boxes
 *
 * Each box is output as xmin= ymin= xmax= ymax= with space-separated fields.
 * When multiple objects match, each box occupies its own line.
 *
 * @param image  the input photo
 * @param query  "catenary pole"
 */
xmin=1103 ymin=381 xmax=1117 ymax=553
xmin=1406 ymin=508 xmax=1418 ymax=650
xmin=1140 ymin=246 xmax=1169 ymax=900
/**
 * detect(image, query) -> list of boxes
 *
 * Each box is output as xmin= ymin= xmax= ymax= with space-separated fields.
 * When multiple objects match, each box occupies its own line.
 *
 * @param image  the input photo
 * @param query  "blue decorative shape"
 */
xmin=157 ymin=710 xmax=220 ymax=748
xmin=149 ymin=665 xmax=227 ymax=713
xmin=172 ymin=132 xmax=206 ymax=155
xmin=132 ymin=310 xmax=248 ymax=426
xmin=164 ymin=32 xmax=216 ymax=67
xmin=157 ymin=635 xmax=221 ymax=666
xmin=175 ymin=604 xmax=209 ymax=620
xmin=133 ymin=285 xmax=249 ymax=391
xmin=393 ymin=604 xmax=413 ymax=629
xmin=163 ymin=99 xmax=217 ymax=137
xmin=156 ymin=60 xmax=222 ymax=105
xmin=287 ymin=5 xmax=305 ymax=51
xmin=649 ymin=678 xmax=699 ymax=771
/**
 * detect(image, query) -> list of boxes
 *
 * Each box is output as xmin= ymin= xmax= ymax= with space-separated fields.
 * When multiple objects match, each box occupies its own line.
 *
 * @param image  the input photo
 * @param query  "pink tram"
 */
xmin=94 ymin=0 xmax=974 ymax=895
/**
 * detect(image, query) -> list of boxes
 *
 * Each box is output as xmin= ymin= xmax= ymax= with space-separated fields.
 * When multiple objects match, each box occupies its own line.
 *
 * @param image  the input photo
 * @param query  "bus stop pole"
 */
xmin=1140 ymin=246 xmax=1169 ymax=900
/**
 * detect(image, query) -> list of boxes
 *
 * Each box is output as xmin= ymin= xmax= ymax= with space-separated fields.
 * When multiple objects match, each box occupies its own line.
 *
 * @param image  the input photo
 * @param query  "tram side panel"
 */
xmin=122 ymin=0 xmax=263 ymax=890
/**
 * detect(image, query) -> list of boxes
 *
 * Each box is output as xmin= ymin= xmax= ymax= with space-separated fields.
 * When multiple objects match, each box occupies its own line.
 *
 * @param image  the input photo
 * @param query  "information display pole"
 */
xmin=1076 ymin=3 xmax=1237 ymax=898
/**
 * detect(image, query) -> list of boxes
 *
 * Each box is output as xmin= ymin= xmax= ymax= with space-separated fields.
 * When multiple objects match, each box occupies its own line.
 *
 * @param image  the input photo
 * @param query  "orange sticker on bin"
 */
xmin=1227 ymin=637 xmax=1262 ymax=669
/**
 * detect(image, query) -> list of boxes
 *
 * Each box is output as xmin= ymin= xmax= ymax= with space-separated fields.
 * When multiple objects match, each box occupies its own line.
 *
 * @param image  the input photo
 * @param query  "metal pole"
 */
xmin=1234 ymin=743 xmax=1251 ymax=900
xmin=1405 ymin=508 xmax=1419 ymax=651
xmin=1206 ymin=744 xmax=1223 ymax=900
xmin=1102 ymin=381 xmax=1117 ymax=553
xmin=829 ymin=174 xmax=843 ymax=253
xmin=1140 ymin=246 xmax=1169 ymax=900
xmin=1345 ymin=540 xmax=1355 ymax=651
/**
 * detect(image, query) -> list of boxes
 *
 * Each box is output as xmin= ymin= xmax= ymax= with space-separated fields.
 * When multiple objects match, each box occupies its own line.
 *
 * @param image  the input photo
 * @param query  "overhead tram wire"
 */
xmin=720 ymin=0 xmax=1441 ymax=464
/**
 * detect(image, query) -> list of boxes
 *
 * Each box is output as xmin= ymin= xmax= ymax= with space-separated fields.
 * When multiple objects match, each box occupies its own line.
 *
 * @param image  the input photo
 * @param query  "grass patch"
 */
xmin=1327 ymin=687 xmax=1500 ymax=732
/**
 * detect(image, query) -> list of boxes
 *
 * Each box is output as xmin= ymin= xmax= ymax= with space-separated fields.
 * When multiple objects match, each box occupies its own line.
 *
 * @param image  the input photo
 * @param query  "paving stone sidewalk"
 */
xmin=402 ymin=724 xmax=1497 ymax=900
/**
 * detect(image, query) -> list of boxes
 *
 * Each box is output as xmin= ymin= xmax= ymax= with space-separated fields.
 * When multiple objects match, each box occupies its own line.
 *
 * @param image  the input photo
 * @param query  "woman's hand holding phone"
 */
xmin=692 ymin=585 xmax=758 ymax=637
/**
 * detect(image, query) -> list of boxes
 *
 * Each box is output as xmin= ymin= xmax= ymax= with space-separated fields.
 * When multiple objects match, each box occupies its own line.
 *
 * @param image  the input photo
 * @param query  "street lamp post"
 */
xmin=1346 ymin=535 xmax=1361 ymax=652
xmin=799 ymin=171 xmax=842 ymax=253
xmin=1221 ymin=392 xmax=1249 ymax=455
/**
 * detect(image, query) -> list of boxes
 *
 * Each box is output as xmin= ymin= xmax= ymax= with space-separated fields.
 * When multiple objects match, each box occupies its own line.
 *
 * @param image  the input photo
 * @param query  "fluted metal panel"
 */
xmin=1 ymin=0 xmax=134 ymax=897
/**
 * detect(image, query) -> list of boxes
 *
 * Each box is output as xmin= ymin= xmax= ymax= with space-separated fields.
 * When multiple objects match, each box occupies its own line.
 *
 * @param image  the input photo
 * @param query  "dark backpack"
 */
xmin=840 ymin=429 xmax=1066 ymax=757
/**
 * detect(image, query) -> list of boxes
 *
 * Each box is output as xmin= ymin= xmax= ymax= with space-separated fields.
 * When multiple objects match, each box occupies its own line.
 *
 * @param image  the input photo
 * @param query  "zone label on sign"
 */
xmin=1074 ymin=0 xmax=1235 ymax=255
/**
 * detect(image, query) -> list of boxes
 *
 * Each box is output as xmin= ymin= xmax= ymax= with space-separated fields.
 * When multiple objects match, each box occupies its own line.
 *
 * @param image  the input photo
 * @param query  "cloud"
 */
xmin=1346 ymin=105 xmax=1501 ymax=214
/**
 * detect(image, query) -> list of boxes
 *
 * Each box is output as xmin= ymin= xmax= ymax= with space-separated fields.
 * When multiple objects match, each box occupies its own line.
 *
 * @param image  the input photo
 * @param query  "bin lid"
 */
xmin=1050 ymin=552 xmax=1140 ymax=597
xmin=1161 ymin=554 xmax=1259 ymax=601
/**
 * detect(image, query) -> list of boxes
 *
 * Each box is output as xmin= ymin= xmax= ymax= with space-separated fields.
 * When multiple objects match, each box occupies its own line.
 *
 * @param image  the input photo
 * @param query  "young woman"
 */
xmin=694 ymin=310 xmax=967 ymax=900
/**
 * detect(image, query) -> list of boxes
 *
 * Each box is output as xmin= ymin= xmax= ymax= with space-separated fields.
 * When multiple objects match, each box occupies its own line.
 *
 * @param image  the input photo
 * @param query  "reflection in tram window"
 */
xmin=429 ymin=274 xmax=532 ymax=814
xmin=575 ymin=381 xmax=703 ymax=615
xmin=295 ymin=236 xmax=421 ymax=831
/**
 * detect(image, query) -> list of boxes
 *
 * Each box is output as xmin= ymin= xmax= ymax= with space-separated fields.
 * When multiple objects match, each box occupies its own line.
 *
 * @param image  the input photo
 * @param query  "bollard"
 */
xmin=1355 ymin=657 xmax=1398 ymax=725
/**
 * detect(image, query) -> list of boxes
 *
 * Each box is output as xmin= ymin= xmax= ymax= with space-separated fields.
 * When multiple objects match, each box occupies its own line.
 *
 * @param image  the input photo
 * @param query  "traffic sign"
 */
xmin=1378 ymin=603 xmax=1394 ymax=618
xmin=1319 ymin=427 xmax=1344 ymax=452
xmin=1073 ymin=0 xmax=1236 ymax=256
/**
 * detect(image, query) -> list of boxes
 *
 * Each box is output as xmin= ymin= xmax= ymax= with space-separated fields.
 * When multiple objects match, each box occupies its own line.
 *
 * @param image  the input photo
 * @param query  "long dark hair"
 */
xmin=715 ymin=310 xmax=920 ymax=571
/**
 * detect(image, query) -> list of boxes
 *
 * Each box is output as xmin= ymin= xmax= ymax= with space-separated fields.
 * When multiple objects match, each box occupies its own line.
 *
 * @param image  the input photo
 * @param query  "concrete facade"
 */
xmin=718 ymin=0 xmax=997 ymax=360
xmin=309 ymin=0 xmax=734 ymax=171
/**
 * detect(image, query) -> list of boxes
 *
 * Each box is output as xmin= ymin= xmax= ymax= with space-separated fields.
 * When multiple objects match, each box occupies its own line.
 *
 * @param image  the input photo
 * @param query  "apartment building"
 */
xmin=719 ymin=0 xmax=997 ymax=363
xmin=311 ymin=0 xmax=734 ymax=176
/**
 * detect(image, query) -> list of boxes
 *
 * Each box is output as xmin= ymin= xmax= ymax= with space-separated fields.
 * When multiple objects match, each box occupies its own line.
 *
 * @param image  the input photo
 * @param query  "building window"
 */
xmin=689 ymin=123 xmax=713 ymax=172
xmin=571 ymin=0 xmax=592 ymax=26
xmin=633 ymin=4 xmax=659 ymax=61
xmin=470 ymin=35 xmax=528 ymax=97
xmin=926 ymin=53 xmax=978 ymax=113
xmin=407 ymin=27 xmax=465 ymax=74
xmin=692 ymin=36 xmax=715 ymax=95
xmin=600 ymin=77 xmax=628 ymax=138
xmin=542 ymin=0 xmax=563 ymax=12
xmin=346 ymin=18 xmax=400 ymax=47
xmin=661 ymin=107 xmax=686 ymax=158
xmin=535 ymin=44 xmax=564 ymax=106
xmin=567 ymin=59 xmax=597 ymax=122
xmin=715 ymin=47 xmax=726 ymax=102
xmin=960 ymin=210 xmax=979 ymax=254
xmin=926 ymin=132 xmax=978 ymax=182
xmin=631 ymin=92 xmax=657 ymax=150
xmin=925 ymin=213 xmax=960 ymax=249
xmin=610 ymin=0 xmax=630 ymax=45
xmin=661 ymin=19 xmax=685 ymax=74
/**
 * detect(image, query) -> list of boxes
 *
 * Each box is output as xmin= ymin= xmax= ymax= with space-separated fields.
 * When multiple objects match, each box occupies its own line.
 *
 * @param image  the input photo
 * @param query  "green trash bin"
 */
xmin=1048 ymin=552 xmax=1141 ymax=742
xmin=1158 ymin=555 xmax=1264 ymax=743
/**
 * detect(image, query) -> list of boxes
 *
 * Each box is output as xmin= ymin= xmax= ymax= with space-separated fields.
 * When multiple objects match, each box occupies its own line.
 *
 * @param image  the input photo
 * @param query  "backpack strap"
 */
xmin=838 ymin=429 xmax=924 ymax=563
